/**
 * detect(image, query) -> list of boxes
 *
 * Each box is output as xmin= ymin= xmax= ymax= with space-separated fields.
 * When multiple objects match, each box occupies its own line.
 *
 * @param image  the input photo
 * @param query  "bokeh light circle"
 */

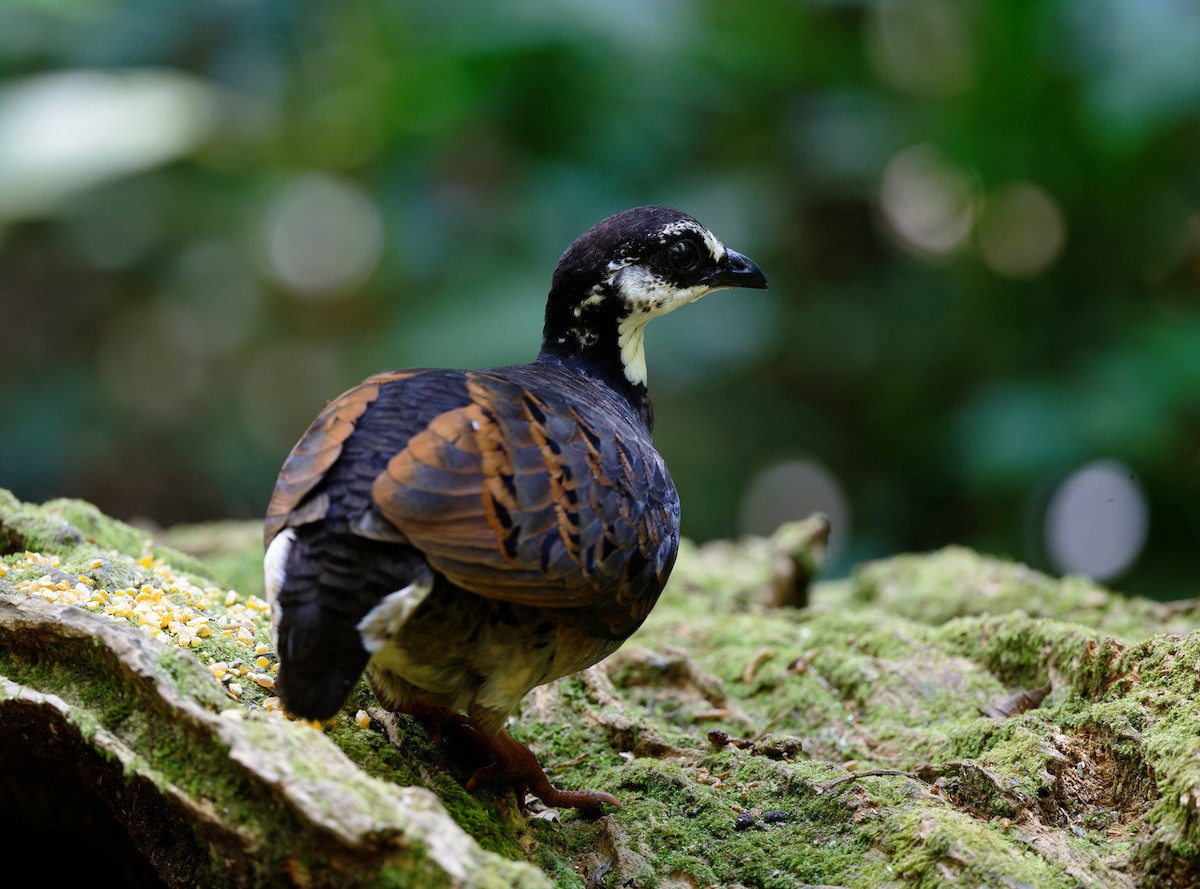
xmin=259 ymin=173 xmax=384 ymax=298
xmin=977 ymin=182 xmax=1066 ymax=279
xmin=879 ymin=144 xmax=977 ymax=258
xmin=737 ymin=458 xmax=851 ymax=560
xmin=1043 ymin=459 xmax=1149 ymax=582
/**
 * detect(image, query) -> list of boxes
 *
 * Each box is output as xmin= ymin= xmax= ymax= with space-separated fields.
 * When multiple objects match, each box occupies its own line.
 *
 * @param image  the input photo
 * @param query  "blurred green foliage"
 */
xmin=1 ymin=0 xmax=1197 ymax=597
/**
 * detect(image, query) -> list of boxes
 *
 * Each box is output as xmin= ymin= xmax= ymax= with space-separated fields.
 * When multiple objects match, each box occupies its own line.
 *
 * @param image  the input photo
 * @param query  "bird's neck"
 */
xmin=537 ymin=290 xmax=654 ymax=432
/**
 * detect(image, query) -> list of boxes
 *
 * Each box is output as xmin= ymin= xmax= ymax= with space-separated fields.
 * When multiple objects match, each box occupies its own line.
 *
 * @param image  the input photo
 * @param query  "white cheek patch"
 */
xmin=357 ymin=579 xmax=434 ymax=654
xmin=612 ymin=264 xmax=710 ymax=315
xmin=613 ymin=264 xmax=712 ymax=386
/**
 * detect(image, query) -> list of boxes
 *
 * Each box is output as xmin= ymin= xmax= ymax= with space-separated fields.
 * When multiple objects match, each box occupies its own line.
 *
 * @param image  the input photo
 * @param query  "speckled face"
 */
xmin=544 ymin=206 xmax=768 ymax=388
xmin=605 ymin=218 xmax=734 ymax=387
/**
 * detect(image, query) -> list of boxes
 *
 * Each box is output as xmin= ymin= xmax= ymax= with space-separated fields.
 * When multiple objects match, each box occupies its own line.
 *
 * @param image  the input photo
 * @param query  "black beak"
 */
xmin=705 ymin=249 xmax=769 ymax=291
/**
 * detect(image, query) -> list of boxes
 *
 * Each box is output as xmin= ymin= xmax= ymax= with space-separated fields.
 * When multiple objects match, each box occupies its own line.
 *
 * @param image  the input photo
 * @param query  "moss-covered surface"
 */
xmin=0 ymin=488 xmax=547 ymax=888
xmin=3 ymin=488 xmax=1200 ymax=887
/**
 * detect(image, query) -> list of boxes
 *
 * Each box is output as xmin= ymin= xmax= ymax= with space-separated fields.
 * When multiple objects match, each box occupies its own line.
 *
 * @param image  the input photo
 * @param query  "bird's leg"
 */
xmin=394 ymin=697 xmax=621 ymax=813
xmin=463 ymin=716 xmax=622 ymax=815
xmin=401 ymin=695 xmax=478 ymax=751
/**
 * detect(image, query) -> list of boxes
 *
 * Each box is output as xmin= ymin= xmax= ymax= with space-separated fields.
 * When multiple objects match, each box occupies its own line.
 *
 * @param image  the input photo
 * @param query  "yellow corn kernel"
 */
xmin=355 ymin=710 xmax=371 ymax=730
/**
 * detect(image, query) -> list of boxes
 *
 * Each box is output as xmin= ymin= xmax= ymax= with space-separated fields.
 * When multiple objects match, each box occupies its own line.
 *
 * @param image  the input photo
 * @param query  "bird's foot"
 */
xmin=464 ymin=727 xmax=621 ymax=816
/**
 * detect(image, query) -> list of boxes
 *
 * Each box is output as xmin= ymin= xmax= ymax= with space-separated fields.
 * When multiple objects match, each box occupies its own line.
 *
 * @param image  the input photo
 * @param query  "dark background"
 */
xmin=1 ymin=0 xmax=1197 ymax=597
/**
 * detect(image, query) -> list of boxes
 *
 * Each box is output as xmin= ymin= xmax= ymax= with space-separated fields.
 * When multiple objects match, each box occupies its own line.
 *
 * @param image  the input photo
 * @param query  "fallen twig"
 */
xmin=815 ymin=768 xmax=919 ymax=794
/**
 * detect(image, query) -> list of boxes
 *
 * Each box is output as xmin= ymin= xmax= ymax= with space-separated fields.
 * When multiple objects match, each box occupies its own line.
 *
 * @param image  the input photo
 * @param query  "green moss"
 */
xmin=157 ymin=646 xmax=231 ymax=709
xmin=9 ymin=488 xmax=1200 ymax=886
xmin=0 ymin=490 xmax=208 ymax=579
xmin=1 ymin=625 xmax=293 ymax=856
xmin=884 ymin=806 xmax=1074 ymax=889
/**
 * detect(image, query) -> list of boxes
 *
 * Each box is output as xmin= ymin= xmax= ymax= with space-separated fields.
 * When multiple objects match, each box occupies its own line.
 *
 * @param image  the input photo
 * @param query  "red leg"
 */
xmin=398 ymin=695 xmax=482 ymax=758
xmin=397 ymin=696 xmax=472 ymax=746
xmin=464 ymin=727 xmax=622 ymax=815
xmin=394 ymin=696 xmax=620 ymax=814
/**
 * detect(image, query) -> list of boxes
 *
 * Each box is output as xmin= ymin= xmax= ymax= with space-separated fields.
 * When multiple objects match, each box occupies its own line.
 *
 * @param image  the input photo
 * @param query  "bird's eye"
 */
xmin=668 ymin=240 xmax=700 ymax=274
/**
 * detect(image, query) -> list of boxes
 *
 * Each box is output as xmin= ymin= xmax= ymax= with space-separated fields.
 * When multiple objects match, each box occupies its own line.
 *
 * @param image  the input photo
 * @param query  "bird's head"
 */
xmin=539 ymin=205 xmax=769 ymax=394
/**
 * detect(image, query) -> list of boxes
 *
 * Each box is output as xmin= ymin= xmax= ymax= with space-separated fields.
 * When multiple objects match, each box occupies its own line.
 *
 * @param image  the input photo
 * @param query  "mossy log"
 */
xmin=2 ymin=487 xmax=1199 ymax=888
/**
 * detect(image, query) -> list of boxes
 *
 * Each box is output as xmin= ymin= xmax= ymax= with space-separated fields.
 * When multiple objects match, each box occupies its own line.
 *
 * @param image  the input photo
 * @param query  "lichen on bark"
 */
xmin=2 ymin=489 xmax=1199 ymax=887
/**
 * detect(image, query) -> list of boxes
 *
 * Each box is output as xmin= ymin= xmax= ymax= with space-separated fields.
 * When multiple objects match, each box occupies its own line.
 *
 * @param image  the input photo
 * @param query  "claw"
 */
xmin=402 ymin=699 xmax=620 ymax=814
xmin=464 ymin=727 xmax=621 ymax=814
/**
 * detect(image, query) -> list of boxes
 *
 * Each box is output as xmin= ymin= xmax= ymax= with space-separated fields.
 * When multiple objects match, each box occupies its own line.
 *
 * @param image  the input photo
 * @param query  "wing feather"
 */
xmin=372 ymin=370 xmax=678 ymax=634
xmin=263 ymin=370 xmax=421 ymax=544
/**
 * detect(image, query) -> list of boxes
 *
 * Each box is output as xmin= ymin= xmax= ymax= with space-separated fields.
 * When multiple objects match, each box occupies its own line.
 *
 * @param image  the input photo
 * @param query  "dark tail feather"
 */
xmin=275 ymin=585 xmax=372 ymax=721
xmin=271 ymin=529 xmax=421 ymax=721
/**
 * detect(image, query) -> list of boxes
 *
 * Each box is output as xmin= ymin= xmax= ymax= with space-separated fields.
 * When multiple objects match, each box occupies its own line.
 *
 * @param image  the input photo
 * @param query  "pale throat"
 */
xmin=612 ymin=264 xmax=712 ymax=387
xmin=617 ymin=314 xmax=651 ymax=387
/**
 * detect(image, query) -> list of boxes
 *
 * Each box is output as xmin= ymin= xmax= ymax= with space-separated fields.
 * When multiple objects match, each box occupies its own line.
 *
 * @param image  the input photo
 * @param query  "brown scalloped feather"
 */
xmin=371 ymin=372 xmax=676 ymax=633
xmin=263 ymin=370 xmax=420 ymax=545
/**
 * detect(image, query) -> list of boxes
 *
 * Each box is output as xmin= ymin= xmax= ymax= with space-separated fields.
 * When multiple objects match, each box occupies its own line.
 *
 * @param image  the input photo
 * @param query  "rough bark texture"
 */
xmin=2 ymin=488 xmax=1199 ymax=888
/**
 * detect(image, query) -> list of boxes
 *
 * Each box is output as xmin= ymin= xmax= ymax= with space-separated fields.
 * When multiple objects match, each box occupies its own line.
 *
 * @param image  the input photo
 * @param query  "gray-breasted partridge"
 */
xmin=263 ymin=205 xmax=768 ymax=813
